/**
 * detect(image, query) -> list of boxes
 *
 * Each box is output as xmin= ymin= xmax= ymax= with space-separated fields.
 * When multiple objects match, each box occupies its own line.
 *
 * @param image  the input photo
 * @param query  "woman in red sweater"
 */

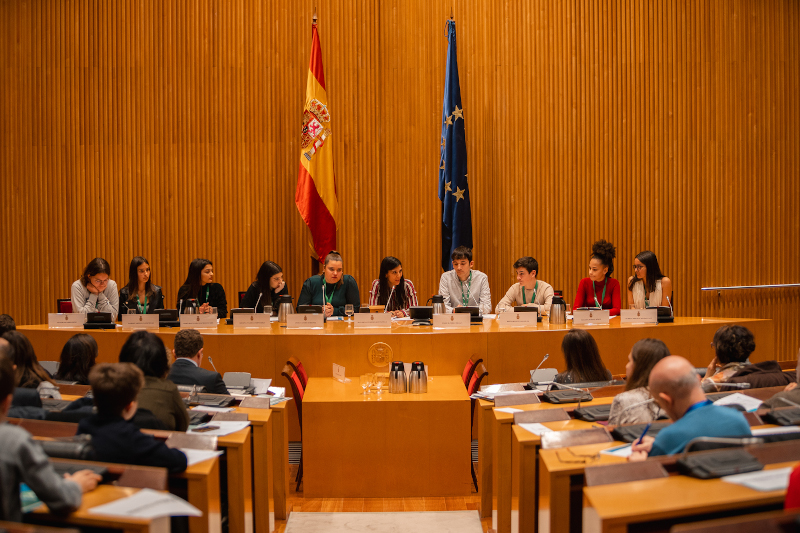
xmin=574 ymin=240 xmax=621 ymax=315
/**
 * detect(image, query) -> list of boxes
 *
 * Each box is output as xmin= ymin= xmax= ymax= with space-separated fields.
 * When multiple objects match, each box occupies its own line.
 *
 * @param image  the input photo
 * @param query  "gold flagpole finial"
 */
xmin=313 ymin=6 xmax=318 ymax=23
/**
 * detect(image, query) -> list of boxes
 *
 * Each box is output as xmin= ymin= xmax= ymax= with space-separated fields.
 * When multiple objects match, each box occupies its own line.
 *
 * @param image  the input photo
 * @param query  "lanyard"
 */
xmin=136 ymin=294 xmax=148 ymax=314
xmin=522 ymin=281 xmax=538 ymax=305
xmin=323 ymin=280 xmax=335 ymax=304
xmin=200 ymin=285 xmax=210 ymax=304
xmin=460 ymin=271 xmax=472 ymax=306
xmin=592 ymin=279 xmax=608 ymax=308
xmin=685 ymin=400 xmax=712 ymax=416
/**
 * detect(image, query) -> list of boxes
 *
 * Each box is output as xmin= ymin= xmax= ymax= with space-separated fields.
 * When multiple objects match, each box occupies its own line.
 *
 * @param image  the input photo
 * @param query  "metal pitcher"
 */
xmin=277 ymin=295 xmax=294 ymax=324
xmin=431 ymin=295 xmax=446 ymax=315
xmin=388 ymin=361 xmax=407 ymax=394
xmin=549 ymin=291 xmax=567 ymax=324
xmin=409 ymin=361 xmax=428 ymax=394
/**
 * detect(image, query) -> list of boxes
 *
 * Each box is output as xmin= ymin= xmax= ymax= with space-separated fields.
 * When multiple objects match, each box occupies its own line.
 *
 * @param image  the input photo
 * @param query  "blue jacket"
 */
xmin=650 ymin=402 xmax=752 ymax=456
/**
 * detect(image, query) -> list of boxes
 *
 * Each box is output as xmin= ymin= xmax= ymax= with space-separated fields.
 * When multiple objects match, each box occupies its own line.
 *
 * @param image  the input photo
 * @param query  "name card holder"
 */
xmin=494 ymin=391 xmax=541 ymax=407
xmin=121 ymin=314 xmax=160 ymax=330
xmin=180 ymin=314 xmax=218 ymax=329
xmin=572 ymin=309 xmax=610 ymax=326
xmin=620 ymin=308 xmax=658 ymax=325
xmin=433 ymin=314 xmax=471 ymax=328
xmin=233 ymin=313 xmax=271 ymax=329
xmin=354 ymin=313 xmax=392 ymax=328
xmin=540 ymin=427 xmax=612 ymax=450
xmin=497 ymin=312 xmax=538 ymax=327
xmin=287 ymin=314 xmax=325 ymax=329
xmin=48 ymin=313 xmax=87 ymax=328
xmin=333 ymin=363 xmax=351 ymax=383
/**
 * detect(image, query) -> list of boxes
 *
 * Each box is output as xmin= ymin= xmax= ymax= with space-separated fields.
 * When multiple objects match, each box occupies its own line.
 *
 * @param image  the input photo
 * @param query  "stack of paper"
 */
xmin=722 ymin=467 xmax=793 ymax=492
xmin=89 ymin=488 xmax=202 ymax=518
xmin=712 ymin=393 xmax=763 ymax=412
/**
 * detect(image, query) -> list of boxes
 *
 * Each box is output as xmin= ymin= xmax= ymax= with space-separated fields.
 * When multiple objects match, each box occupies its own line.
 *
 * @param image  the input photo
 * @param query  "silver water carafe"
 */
xmin=409 ymin=361 xmax=428 ymax=394
xmin=549 ymin=291 xmax=567 ymax=324
xmin=388 ymin=361 xmax=407 ymax=394
xmin=277 ymin=295 xmax=294 ymax=323
xmin=432 ymin=295 xmax=446 ymax=315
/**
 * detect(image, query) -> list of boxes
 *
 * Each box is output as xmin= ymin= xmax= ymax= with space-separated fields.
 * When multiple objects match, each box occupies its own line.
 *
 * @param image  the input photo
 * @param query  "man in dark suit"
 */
xmin=167 ymin=330 xmax=228 ymax=394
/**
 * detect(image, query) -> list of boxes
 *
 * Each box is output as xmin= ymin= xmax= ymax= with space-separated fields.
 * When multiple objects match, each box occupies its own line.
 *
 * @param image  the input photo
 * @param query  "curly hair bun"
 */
xmin=592 ymin=239 xmax=616 ymax=260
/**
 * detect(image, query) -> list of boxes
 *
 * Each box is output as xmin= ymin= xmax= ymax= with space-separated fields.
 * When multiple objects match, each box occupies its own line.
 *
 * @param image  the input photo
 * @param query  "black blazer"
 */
xmin=119 ymin=285 xmax=165 ymax=315
xmin=241 ymin=281 xmax=289 ymax=313
xmin=177 ymin=283 xmax=228 ymax=318
xmin=168 ymin=358 xmax=229 ymax=395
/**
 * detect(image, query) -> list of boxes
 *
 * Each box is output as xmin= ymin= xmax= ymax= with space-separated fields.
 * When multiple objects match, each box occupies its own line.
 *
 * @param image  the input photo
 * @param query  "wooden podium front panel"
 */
xmin=302 ymin=375 xmax=472 ymax=497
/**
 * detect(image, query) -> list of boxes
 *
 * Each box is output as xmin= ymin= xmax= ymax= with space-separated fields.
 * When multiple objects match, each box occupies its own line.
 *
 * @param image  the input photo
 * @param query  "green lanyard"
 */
xmin=522 ymin=281 xmax=538 ymax=305
xmin=136 ymin=294 xmax=148 ymax=314
xmin=203 ymin=285 xmax=210 ymax=304
xmin=592 ymin=279 xmax=608 ymax=308
xmin=460 ymin=271 xmax=473 ymax=306
xmin=323 ymin=281 xmax=335 ymax=304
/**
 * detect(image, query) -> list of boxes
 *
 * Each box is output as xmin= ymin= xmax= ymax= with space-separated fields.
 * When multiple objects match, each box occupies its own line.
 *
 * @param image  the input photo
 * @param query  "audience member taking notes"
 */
xmin=704 ymin=325 xmax=794 ymax=390
xmin=298 ymin=250 xmax=360 ymax=317
xmin=53 ymin=333 xmax=98 ymax=385
xmin=495 ymin=256 xmax=554 ymax=315
xmin=177 ymin=258 xmax=228 ymax=318
xmin=241 ymin=260 xmax=289 ymax=314
xmin=77 ymin=362 xmax=188 ymax=474
xmin=0 ymin=355 xmax=100 ymax=522
xmin=608 ymin=339 xmax=670 ymax=426
xmin=629 ymin=355 xmax=751 ymax=460
xmin=71 ymin=257 xmax=120 ymax=320
xmin=119 ymin=256 xmax=165 ymax=315
xmin=438 ymin=246 xmax=491 ymax=315
xmin=369 ymin=256 xmax=419 ymax=317
xmin=574 ymin=240 xmax=621 ymax=316
xmin=627 ymin=250 xmax=672 ymax=308
xmin=554 ymin=329 xmax=612 ymax=384
xmin=168 ymin=329 xmax=228 ymax=394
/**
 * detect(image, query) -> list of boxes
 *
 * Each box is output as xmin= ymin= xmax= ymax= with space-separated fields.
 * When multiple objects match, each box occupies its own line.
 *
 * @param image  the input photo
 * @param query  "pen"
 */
xmin=636 ymin=422 xmax=652 ymax=445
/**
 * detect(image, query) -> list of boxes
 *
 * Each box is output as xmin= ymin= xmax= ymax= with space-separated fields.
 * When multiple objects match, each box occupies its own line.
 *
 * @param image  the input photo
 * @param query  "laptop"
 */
xmin=529 ymin=368 xmax=559 ymax=390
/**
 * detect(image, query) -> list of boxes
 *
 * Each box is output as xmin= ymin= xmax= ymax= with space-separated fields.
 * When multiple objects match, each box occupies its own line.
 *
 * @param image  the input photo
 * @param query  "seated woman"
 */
xmin=368 ymin=256 xmax=419 ymax=317
xmin=119 ymin=257 xmax=165 ymax=315
xmin=176 ymin=258 xmax=228 ymax=318
xmin=2 ymin=331 xmax=55 ymax=389
xmin=241 ymin=261 xmax=289 ymax=314
xmin=627 ymin=251 xmax=672 ymax=309
xmin=298 ymin=251 xmax=360 ymax=318
xmin=118 ymin=331 xmax=189 ymax=431
xmin=608 ymin=339 xmax=671 ymax=426
xmin=554 ymin=329 xmax=613 ymax=384
xmin=53 ymin=334 xmax=98 ymax=385
xmin=71 ymin=257 xmax=119 ymax=321
xmin=704 ymin=325 xmax=794 ymax=390
xmin=573 ymin=240 xmax=621 ymax=315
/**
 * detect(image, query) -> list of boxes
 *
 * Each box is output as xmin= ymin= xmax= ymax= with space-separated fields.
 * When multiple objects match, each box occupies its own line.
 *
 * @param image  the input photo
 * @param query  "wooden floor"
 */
xmin=273 ymin=465 xmax=494 ymax=532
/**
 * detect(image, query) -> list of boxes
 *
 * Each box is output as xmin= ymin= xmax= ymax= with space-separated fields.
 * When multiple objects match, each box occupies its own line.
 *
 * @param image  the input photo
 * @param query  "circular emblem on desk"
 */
xmin=139 ymin=316 xmax=143 ymax=322
xmin=368 ymin=342 xmax=393 ymax=368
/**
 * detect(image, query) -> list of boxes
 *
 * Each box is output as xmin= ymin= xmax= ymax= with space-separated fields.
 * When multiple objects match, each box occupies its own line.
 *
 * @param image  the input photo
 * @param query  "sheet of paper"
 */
xmin=722 ymin=467 xmax=793 ymax=492
xmin=191 ymin=405 xmax=235 ymax=413
xmin=88 ymin=488 xmax=202 ymax=518
xmin=267 ymin=386 xmax=285 ymax=396
xmin=751 ymin=426 xmax=800 ymax=436
xmin=483 ymin=314 xmax=496 ymax=319
xmin=188 ymin=420 xmax=251 ymax=437
xmin=251 ymin=378 xmax=272 ymax=395
xmin=517 ymin=422 xmax=554 ymax=436
xmin=599 ymin=444 xmax=634 ymax=457
xmin=712 ymin=392 xmax=763 ymax=412
xmin=494 ymin=407 xmax=523 ymax=414
xmin=180 ymin=448 xmax=224 ymax=467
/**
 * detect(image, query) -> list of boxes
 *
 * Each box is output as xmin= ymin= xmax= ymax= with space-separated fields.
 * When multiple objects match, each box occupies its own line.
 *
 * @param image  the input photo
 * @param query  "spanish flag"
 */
xmin=296 ymin=20 xmax=337 ymax=262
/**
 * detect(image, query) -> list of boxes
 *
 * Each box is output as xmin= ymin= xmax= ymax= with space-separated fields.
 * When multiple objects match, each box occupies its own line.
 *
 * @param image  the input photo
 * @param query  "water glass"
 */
xmin=345 ymin=304 xmax=354 ymax=320
xmin=128 ymin=309 xmax=138 ymax=314
xmin=264 ymin=305 xmax=273 ymax=317
xmin=497 ymin=306 xmax=507 ymax=314
xmin=209 ymin=307 xmax=218 ymax=317
xmin=374 ymin=374 xmax=385 ymax=395
xmin=360 ymin=374 xmax=371 ymax=395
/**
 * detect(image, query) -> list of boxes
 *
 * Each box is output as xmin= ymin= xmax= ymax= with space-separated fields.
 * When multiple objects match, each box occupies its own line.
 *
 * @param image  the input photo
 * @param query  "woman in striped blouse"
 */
xmin=369 ymin=256 xmax=419 ymax=317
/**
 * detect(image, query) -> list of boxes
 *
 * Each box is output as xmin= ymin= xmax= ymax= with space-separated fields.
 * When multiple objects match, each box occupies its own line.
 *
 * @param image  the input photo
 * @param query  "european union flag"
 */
xmin=439 ymin=19 xmax=472 ymax=271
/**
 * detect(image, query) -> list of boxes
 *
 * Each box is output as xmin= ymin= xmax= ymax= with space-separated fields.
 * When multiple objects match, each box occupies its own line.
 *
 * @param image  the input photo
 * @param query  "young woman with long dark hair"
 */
xmin=119 ymin=257 xmax=164 ymax=315
xmin=368 ymin=256 xmax=419 ymax=317
xmin=554 ymin=329 xmax=612 ymax=384
xmin=241 ymin=261 xmax=289 ymax=313
xmin=54 ymin=334 xmax=99 ymax=385
xmin=627 ymin=250 xmax=672 ymax=308
xmin=71 ymin=258 xmax=119 ymax=320
xmin=176 ymin=259 xmax=228 ymax=318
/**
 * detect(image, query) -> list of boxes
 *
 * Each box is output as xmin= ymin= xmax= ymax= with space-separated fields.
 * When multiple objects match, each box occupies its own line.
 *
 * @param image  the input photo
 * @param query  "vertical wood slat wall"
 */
xmin=1 ymin=0 xmax=798 ymax=360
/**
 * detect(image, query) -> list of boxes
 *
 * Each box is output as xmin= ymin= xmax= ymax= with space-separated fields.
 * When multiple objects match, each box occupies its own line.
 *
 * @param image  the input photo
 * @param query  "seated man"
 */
xmin=168 ymin=329 xmax=228 ymax=394
xmin=495 ymin=256 xmax=554 ymax=315
xmin=78 ymin=363 xmax=188 ymax=474
xmin=630 ymin=355 xmax=751 ymax=460
xmin=438 ymin=246 xmax=492 ymax=315
xmin=0 ymin=355 xmax=100 ymax=522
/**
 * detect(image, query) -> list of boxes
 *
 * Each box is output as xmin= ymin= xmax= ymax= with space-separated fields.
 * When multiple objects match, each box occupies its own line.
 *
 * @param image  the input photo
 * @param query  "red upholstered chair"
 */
xmin=467 ymin=362 xmax=488 ymax=491
xmin=461 ymin=354 xmax=483 ymax=389
xmin=238 ymin=291 xmax=247 ymax=307
xmin=281 ymin=363 xmax=305 ymax=491
xmin=57 ymin=299 xmax=73 ymax=313
xmin=287 ymin=356 xmax=309 ymax=389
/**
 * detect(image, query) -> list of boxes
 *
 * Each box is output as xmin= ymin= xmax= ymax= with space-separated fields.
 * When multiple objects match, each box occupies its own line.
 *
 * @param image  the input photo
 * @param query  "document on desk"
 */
xmin=494 ymin=407 xmax=523 ymax=414
xmin=712 ymin=392 xmax=763 ymax=412
xmin=517 ymin=422 xmax=555 ymax=436
xmin=180 ymin=448 xmax=224 ymax=467
xmin=89 ymin=488 xmax=202 ymax=518
xmin=192 ymin=405 xmax=235 ymax=413
xmin=722 ymin=467 xmax=793 ymax=492
xmin=599 ymin=443 xmax=634 ymax=458
xmin=751 ymin=426 xmax=800 ymax=436
xmin=188 ymin=420 xmax=251 ymax=437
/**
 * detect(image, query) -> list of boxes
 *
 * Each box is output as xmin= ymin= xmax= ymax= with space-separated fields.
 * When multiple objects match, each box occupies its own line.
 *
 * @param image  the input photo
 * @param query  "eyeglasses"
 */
xmin=633 ymin=264 xmax=645 ymax=270
xmin=92 ymin=278 xmax=109 ymax=286
xmin=555 ymin=447 xmax=600 ymax=464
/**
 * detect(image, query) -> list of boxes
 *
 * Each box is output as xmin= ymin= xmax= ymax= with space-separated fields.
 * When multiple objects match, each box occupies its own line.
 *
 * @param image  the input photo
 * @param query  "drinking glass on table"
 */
xmin=128 ymin=309 xmax=137 ymax=314
xmin=374 ymin=374 xmax=385 ymax=395
xmin=345 ymin=304 xmax=354 ymax=320
xmin=209 ymin=307 xmax=218 ymax=318
xmin=360 ymin=374 xmax=371 ymax=395
xmin=497 ymin=306 xmax=506 ymax=315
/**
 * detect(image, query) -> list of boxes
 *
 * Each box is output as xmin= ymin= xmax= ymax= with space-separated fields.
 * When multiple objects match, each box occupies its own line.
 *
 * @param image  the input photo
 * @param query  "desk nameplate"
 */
xmin=47 ymin=313 xmax=87 ymax=328
xmin=180 ymin=314 xmax=218 ymax=329
xmin=233 ymin=313 xmax=271 ymax=329
xmin=287 ymin=314 xmax=324 ymax=329
xmin=354 ymin=313 xmax=392 ymax=328
xmin=497 ymin=312 xmax=537 ymax=327
xmin=573 ymin=309 xmax=610 ymax=326
xmin=620 ymin=309 xmax=658 ymax=325
xmin=121 ymin=314 xmax=159 ymax=330
xmin=433 ymin=314 xmax=470 ymax=328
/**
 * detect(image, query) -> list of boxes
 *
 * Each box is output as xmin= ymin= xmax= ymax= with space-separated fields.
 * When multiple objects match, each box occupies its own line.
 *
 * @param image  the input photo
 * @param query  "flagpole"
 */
xmin=313 ymin=6 xmax=317 ymax=23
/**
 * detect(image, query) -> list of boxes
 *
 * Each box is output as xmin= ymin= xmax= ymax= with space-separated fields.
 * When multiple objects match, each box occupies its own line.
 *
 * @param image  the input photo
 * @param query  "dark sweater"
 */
xmin=728 ymin=360 xmax=796 ymax=389
xmin=177 ymin=282 xmax=228 ymax=318
xmin=297 ymin=274 xmax=361 ymax=316
xmin=241 ymin=281 xmax=289 ymax=313
xmin=119 ymin=285 xmax=165 ymax=315
xmin=77 ymin=414 xmax=187 ymax=473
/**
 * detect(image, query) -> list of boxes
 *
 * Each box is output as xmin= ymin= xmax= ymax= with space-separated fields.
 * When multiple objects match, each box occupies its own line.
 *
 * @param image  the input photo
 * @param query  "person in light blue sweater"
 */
xmin=630 ymin=355 xmax=751 ymax=459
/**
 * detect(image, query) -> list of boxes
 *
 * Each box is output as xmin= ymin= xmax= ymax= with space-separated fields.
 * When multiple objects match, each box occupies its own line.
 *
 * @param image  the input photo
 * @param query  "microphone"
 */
xmin=179 ymin=299 xmax=184 ymax=315
xmin=702 ymin=381 xmax=751 ymax=392
xmin=666 ymin=296 xmax=674 ymax=317
xmin=548 ymin=382 xmax=588 ymax=392
xmin=207 ymin=356 xmax=219 ymax=373
xmin=384 ymin=285 xmax=397 ymax=313
xmin=254 ymin=292 xmax=263 ymax=312
xmin=529 ymin=354 xmax=550 ymax=383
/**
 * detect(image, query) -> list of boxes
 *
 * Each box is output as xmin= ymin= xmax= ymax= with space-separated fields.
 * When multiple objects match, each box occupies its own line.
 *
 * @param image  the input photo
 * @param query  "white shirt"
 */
xmin=438 ymin=269 xmax=492 ymax=315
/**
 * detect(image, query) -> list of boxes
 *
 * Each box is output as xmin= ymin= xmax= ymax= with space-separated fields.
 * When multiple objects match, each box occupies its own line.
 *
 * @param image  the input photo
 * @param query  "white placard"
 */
xmin=354 ymin=313 xmax=392 ymax=328
xmin=497 ymin=312 xmax=538 ymax=327
xmin=572 ymin=309 xmax=610 ymax=325
xmin=333 ymin=363 xmax=346 ymax=381
xmin=620 ymin=308 xmax=658 ymax=325
xmin=287 ymin=314 xmax=325 ymax=329
xmin=233 ymin=313 xmax=271 ymax=329
xmin=433 ymin=314 xmax=471 ymax=328
xmin=121 ymin=314 xmax=160 ymax=330
xmin=47 ymin=313 xmax=87 ymax=328
xmin=180 ymin=314 xmax=218 ymax=329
